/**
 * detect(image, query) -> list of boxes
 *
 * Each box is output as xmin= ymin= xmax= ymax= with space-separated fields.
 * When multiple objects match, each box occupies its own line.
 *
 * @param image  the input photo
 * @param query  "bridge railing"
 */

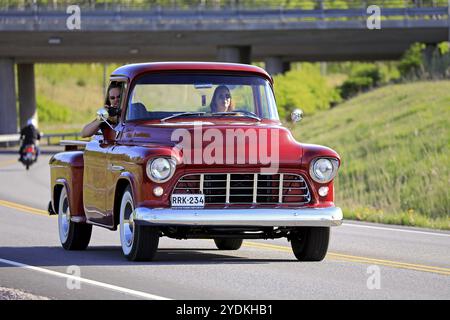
xmin=0 ymin=5 xmax=448 ymax=30
xmin=0 ymin=0 xmax=448 ymax=11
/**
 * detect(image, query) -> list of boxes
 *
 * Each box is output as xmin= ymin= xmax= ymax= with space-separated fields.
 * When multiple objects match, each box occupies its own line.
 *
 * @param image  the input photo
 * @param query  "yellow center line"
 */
xmin=245 ymin=241 xmax=450 ymax=272
xmin=327 ymin=252 xmax=450 ymax=272
xmin=244 ymin=241 xmax=450 ymax=276
xmin=329 ymin=257 xmax=450 ymax=276
xmin=0 ymin=200 xmax=49 ymax=216
xmin=0 ymin=199 xmax=448 ymax=276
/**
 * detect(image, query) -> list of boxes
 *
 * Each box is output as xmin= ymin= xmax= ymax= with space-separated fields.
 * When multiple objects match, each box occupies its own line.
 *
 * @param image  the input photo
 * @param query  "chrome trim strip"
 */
xmin=225 ymin=173 xmax=230 ymax=204
xmin=278 ymin=173 xmax=284 ymax=203
xmin=108 ymin=164 xmax=125 ymax=172
xmin=199 ymin=174 xmax=204 ymax=194
xmin=132 ymin=206 xmax=342 ymax=227
xmin=70 ymin=216 xmax=86 ymax=223
xmin=253 ymin=174 xmax=258 ymax=204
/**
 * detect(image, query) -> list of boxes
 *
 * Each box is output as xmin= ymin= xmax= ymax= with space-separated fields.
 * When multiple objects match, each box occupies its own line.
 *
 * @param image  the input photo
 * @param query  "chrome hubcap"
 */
xmin=123 ymin=202 xmax=134 ymax=247
xmin=120 ymin=191 xmax=135 ymax=255
xmin=58 ymin=192 xmax=70 ymax=242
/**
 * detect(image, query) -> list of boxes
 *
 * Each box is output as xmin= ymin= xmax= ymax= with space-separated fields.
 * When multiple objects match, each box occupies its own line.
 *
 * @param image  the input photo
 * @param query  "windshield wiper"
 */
xmin=211 ymin=112 xmax=261 ymax=121
xmin=161 ymin=112 xmax=206 ymax=122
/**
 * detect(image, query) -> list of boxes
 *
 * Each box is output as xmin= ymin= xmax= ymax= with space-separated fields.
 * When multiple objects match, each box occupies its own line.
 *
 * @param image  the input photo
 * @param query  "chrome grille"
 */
xmin=173 ymin=173 xmax=311 ymax=205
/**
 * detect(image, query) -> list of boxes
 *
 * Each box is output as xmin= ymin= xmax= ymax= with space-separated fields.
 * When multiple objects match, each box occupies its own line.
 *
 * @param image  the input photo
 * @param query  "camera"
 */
xmin=106 ymin=106 xmax=121 ymax=117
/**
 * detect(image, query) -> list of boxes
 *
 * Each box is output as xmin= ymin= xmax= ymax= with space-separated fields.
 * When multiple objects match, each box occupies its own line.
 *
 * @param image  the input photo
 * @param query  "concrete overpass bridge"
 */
xmin=0 ymin=1 xmax=449 ymax=135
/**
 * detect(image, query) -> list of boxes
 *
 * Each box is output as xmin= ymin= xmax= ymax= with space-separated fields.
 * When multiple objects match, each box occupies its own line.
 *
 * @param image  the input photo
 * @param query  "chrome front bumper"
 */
xmin=132 ymin=206 xmax=343 ymax=227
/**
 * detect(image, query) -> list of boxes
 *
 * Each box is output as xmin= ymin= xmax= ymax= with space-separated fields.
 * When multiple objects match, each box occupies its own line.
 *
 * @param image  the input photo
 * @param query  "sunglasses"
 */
xmin=109 ymin=95 xmax=121 ymax=100
xmin=218 ymin=94 xmax=231 ymax=100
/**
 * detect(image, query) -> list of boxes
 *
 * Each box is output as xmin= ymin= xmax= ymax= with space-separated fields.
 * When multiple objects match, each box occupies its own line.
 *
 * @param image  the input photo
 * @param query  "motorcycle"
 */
xmin=19 ymin=144 xmax=38 ymax=170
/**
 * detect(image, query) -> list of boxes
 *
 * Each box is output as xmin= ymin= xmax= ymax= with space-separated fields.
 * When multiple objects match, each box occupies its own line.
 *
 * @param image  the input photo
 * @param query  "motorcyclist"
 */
xmin=19 ymin=118 xmax=41 ymax=162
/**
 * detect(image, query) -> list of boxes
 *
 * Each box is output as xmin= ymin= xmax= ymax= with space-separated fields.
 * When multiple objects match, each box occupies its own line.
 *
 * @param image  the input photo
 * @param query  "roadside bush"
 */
xmin=339 ymin=64 xmax=381 ymax=99
xmin=37 ymin=95 xmax=71 ymax=123
xmin=339 ymin=76 xmax=373 ymax=99
xmin=398 ymin=43 xmax=426 ymax=79
xmin=76 ymin=78 xmax=86 ymax=87
xmin=398 ymin=42 xmax=450 ymax=80
xmin=337 ymin=63 xmax=400 ymax=99
xmin=273 ymin=64 xmax=340 ymax=120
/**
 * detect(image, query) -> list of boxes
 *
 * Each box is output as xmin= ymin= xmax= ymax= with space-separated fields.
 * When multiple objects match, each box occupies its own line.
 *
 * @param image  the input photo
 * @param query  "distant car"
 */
xmin=49 ymin=62 xmax=342 ymax=261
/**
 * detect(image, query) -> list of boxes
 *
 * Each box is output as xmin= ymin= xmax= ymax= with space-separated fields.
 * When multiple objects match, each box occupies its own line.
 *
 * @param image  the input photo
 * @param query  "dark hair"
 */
xmin=210 ymin=85 xmax=234 ymax=112
xmin=105 ymin=81 xmax=122 ymax=107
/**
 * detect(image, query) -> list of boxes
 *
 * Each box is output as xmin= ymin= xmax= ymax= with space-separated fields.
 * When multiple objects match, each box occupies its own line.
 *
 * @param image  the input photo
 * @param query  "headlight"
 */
xmin=309 ymin=158 xmax=338 ymax=183
xmin=146 ymin=158 xmax=176 ymax=183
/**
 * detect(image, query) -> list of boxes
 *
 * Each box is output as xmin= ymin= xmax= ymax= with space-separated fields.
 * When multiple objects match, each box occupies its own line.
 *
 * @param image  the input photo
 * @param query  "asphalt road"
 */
xmin=0 ymin=153 xmax=449 ymax=300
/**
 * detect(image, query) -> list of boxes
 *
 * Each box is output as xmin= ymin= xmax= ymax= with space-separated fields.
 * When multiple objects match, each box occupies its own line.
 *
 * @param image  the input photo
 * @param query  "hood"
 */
xmin=122 ymin=120 xmax=304 ymax=168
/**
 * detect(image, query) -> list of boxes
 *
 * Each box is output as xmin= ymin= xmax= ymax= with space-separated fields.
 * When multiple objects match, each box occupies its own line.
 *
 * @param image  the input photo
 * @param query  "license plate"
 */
xmin=171 ymin=194 xmax=205 ymax=208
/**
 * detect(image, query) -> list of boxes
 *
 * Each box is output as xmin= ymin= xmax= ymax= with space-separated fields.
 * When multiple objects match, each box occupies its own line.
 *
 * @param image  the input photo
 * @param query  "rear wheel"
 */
xmin=214 ymin=238 xmax=243 ymax=250
xmin=290 ymin=227 xmax=330 ymax=261
xmin=58 ymin=186 xmax=92 ymax=250
xmin=120 ymin=186 xmax=159 ymax=261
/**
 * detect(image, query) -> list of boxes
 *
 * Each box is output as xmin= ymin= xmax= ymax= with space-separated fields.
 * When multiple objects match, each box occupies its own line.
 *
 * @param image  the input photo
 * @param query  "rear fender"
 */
xmin=49 ymin=151 xmax=86 ymax=221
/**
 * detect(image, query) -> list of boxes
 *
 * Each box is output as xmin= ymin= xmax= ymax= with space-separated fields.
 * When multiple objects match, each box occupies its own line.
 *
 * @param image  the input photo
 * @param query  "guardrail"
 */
xmin=0 ymin=6 xmax=447 ymax=31
xmin=0 ymin=0 xmax=448 ymax=11
xmin=0 ymin=132 xmax=83 ymax=147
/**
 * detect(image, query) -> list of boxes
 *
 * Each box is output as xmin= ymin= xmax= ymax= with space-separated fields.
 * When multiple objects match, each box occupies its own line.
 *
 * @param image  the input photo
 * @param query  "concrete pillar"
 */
xmin=264 ymin=57 xmax=291 ymax=76
xmin=217 ymin=46 xmax=251 ymax=64
xmin=320 ymin=62 xmax=327 ymax=76
xmin=18 ymin=63 xmax=37 ymax=129
xmin=283 ymin=61 xmax=291 ymax=73
xmin=0 ymin=58 xmax=18 ymax=135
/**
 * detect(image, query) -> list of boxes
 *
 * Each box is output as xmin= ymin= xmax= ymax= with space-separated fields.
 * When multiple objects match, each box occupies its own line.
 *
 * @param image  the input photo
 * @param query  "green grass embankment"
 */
xmin=293 ymin=81 xmax=450 ymax=230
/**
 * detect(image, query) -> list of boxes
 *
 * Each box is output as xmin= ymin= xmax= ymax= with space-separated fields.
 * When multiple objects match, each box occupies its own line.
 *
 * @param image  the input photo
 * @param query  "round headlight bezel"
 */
xmin=146 ymin=157 xmax=176 ymax=183
xmin=309 ymin=158 xmax=339 ymax=184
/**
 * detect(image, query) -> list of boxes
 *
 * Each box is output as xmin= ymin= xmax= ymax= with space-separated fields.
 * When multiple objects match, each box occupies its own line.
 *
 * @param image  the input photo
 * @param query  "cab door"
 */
xmin=83 ymin=79 xmax=127 ymax=226
xmin=83 ymin=136 xmax=110 ymax=225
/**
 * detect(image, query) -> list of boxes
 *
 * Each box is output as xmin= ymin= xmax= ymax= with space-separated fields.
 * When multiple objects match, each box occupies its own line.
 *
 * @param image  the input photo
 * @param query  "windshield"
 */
xmin=126 ymin=73 xmax=279 ymax=121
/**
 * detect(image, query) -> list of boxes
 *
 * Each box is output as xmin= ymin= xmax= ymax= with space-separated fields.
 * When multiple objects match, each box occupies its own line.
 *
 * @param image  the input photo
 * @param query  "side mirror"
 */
xmin=291 ymin=109 xmax=303 ymax=123
xmin=96 ymin=108 xmax=118 ymax=132
xmin=96 ymin=108 xmax=120 ymax=141
xmin=96 ymin=108 xmax=109 ymax=122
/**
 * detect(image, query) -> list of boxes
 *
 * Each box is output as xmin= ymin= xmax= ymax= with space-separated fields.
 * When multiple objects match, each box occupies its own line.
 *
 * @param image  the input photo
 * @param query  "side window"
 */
xmin=127 ymin=86 xmax=150 ymax=121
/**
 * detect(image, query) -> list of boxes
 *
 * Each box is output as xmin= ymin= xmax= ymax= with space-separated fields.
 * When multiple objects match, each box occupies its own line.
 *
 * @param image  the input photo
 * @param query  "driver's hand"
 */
xmin=106 ymin=105 xmax=119 ymax=124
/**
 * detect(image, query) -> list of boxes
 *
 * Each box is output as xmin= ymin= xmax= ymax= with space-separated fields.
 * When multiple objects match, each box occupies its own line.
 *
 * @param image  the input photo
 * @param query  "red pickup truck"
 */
xmin=49 ymin=62 xmax=342 ymax=261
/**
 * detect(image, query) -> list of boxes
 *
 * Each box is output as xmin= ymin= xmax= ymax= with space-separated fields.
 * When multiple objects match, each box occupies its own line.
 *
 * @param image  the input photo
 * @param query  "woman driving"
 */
xmin=210 ymin=85 xmax=234 ymax=113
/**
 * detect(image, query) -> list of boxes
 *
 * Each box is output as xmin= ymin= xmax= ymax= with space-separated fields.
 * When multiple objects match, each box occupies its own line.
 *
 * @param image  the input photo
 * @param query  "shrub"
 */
xmin=339 ymin=64 xmax=384 ymax=99
xmin=398 ymin=42 xmax=450 ymax=80
xmin=398 ymin=43 xmax=426 ymax=78
xmin=339 ymin=76 xmax=373 ymax=99
xmin=76 ymin=78 xmax=86 ymax=87
xmin=273 ymin=64 xmax=340 ymax=120
xmin=37 ymin=95 xmax=71 ymax=123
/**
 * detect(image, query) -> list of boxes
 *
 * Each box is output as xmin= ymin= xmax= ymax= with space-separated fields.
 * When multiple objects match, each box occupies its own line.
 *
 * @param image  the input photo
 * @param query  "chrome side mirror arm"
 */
xmin=96 ymin=108 xmax=121 ymax=140
xmin=96 ymin=108 xmax=118 ymax=131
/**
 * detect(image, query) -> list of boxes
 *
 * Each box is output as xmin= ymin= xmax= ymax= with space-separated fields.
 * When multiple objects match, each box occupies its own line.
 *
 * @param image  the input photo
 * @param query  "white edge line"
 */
xmin=342 ymin=223 xmax=450 ymax=237
xmin=0 ymin=258 xmax=172 ymax=300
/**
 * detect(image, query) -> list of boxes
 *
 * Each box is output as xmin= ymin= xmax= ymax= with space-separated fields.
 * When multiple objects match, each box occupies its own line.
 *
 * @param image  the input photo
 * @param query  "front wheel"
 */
xmin=58 ymin=186 xmax=92 ymax=250
xmin=214 ymin=238 xmax=243 ymax=250
xmin=290 ymin=227 xmax=330 ymax=261
xmin=120 ymin=186 xmax=159 ymax=261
